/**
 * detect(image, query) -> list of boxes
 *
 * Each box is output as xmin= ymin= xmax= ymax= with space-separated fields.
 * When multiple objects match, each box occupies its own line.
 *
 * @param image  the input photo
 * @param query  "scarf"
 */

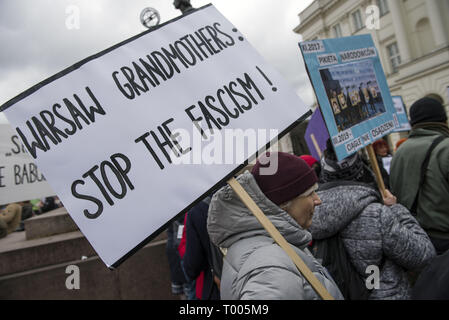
xmin=412 ymin=122 xmax=449 ymax=137
xmin=320 ymin=153 xmax=375 ymax=185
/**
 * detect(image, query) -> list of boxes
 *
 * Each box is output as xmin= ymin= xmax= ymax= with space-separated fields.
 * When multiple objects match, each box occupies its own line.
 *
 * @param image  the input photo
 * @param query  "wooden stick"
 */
xmin=366 ymin=144 xmax=386 ymax=195
xmin=227 ymin=177 xmax=334 ymax=300
xmin=310 ymin=134 xmax=322 ymax=158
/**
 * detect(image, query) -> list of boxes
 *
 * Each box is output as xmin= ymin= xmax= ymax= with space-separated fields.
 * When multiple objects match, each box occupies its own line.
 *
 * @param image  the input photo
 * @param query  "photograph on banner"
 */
xmin=0 ymin=124 xmax=55 ymax=206
xmin=304 ymin=108 xmax=329 ymax=161
xmin=392 ymin=96 xmax=411 ymax=132
xmin=319 ymin=60 xmax=386 ymax=132
xmin=0 ymin=5 xmax=310 ymax=268
xmin=299 ymin=35 xmax=396 ymax=161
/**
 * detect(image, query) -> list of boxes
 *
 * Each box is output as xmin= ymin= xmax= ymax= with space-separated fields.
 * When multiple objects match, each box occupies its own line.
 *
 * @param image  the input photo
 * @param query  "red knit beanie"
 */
xmin=300 ymin=155 xmax=318 ymax=168
xmin=251 ymin=152 xmax=318 ymax=205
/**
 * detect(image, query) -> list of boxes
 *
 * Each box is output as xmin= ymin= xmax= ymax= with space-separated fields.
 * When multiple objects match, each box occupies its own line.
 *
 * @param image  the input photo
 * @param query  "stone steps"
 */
xmin=24 ymin=207 xmax=78 ymax=240
xmin=0 ymin=239 xmax=174 ymax=299
xmin=0 ymin=208 xmax=173 ymax=299
xmin=0 ymin=230 xmax=96 ymax=276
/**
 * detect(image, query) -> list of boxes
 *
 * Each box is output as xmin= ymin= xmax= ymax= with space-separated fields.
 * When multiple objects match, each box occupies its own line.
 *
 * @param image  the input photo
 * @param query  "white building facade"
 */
xmin=294 ymin=0 xmax=449 ymax=144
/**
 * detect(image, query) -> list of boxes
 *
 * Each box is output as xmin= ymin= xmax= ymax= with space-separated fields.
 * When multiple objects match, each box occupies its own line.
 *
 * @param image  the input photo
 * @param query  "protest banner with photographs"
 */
xmin=305 ymin=108 xmax=329 ymax=161
xmin=299 ymin=35 xmax=397 ymax=161
xmin=392 ymin=96 xmax=411 ymax=132
xmin=0 ymin=5 xmax=310 ymax=268
xmin=0 ymin=124 xmax=55 ymax=205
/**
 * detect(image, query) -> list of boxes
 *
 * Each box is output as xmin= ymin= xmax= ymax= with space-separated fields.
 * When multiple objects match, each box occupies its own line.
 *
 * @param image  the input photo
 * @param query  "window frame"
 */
xmin=332 ymin=23 xmax=343 ymax=38
xmin=377 ymin=0 xmax=390 ymax=17
xmin=387 ymin=42 xmax=402 ymax=73
xmin=352 ymin=9 xmax=364 ymax=32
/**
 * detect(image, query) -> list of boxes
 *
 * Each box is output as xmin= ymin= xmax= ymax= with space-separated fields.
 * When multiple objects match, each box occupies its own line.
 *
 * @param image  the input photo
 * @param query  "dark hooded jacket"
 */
xmin=182 ymin=199 xmax=220 ymax=300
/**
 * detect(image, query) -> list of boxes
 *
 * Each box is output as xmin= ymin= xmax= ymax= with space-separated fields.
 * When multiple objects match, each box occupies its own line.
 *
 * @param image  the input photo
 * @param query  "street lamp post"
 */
xmin=140 ymin=7 xmax=161 ymax=29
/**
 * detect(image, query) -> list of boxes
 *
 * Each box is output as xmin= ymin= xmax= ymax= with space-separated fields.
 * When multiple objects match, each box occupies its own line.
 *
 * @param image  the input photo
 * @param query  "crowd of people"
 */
xmin=165 ymin=96 xmax=449 ymax=300
xmin=2 ymin=97 xmax=446 ymax=300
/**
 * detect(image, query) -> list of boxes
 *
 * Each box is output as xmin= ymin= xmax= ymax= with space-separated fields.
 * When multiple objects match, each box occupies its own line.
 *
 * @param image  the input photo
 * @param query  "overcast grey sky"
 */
xmin=0 ymin=0 xmax=315 ymax=124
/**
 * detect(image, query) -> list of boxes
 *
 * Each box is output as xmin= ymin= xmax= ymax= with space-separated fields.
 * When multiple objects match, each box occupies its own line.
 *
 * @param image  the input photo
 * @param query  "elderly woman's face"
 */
xmin=286 ymin=191 xmax=322 ymax=229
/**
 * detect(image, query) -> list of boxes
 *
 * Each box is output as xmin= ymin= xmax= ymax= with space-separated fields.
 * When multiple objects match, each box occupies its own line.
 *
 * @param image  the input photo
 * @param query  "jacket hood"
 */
xmin=409 ymin=126 xmax=449 ymax=139
xmin=309 ymin=181 xmax=381 ymax=239
xmin=207 ymin=171 xmax=312 ymax=249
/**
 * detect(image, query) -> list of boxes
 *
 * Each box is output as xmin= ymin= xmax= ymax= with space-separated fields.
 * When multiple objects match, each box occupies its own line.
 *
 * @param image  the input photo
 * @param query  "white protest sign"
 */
xmin=0 ymin=124 xmax=55 ymax=205
xmin=1 ymin=5 xmax=310 ymax=268
xmin=382 ymin=156 xmax=392 ymax=174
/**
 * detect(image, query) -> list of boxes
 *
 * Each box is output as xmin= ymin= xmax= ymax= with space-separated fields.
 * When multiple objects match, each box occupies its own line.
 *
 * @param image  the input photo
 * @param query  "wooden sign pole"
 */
xmin=310 ymin=134 xmax=322 ymax=159
xmin=227 ymin=177 xmax=334 ymax=300
xmin=366 ymin=144 xmax=386 ymax=196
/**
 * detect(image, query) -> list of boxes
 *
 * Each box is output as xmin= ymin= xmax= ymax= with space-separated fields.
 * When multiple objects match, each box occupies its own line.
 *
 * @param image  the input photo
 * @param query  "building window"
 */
xmin=332 ymin=24 xmax=342 ymax=38
xmin=377 ymin=0 xmax=389 ymax=17
xmin=387 ymin=42 xmax=401 ymax=73
xmin=416 ymin=18 xmax=434 ymax=56
xmin=352 ymin=10 xmax=364 ymax=31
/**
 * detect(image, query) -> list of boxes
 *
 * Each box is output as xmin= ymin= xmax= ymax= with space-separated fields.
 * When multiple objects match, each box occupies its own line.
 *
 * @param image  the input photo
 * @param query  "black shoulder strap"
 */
xmin=208 ymin=240 xmax=223 ymax=278
xmin=410 ymin=136 xmax=446 ymax=214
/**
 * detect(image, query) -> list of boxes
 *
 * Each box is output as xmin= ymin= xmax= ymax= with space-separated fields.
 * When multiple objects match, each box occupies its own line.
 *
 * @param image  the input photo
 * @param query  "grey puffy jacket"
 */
xmin=309 ymin=181 xmax=436 ymax=300
xmin=207 ymin=172 xmax=344 ymax=300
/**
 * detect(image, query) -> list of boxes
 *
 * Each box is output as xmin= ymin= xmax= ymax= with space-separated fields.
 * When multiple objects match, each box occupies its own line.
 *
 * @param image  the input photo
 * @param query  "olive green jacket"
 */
xmin=390 ymin=126 xmax=449 ymax=239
